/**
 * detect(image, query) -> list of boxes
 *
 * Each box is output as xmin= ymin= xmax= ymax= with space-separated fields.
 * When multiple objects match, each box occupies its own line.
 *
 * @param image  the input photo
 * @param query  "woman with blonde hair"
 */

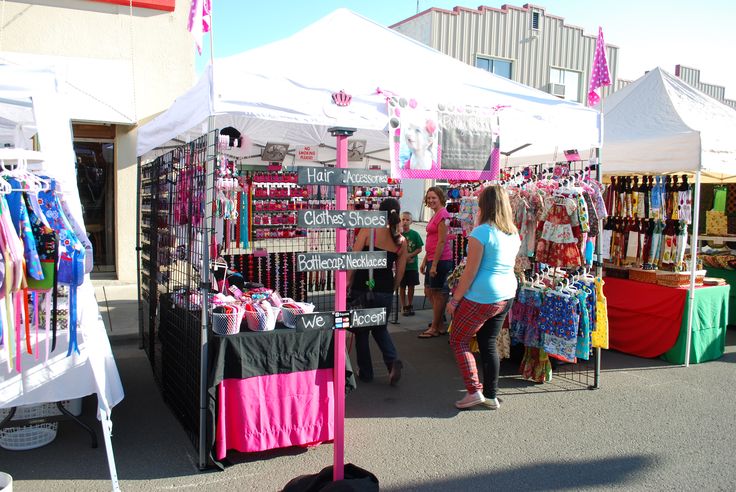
xmin=418 ymin=186 xmax=453 ymax=338
xmin=446 ymin=185 xmax=521 ymax=410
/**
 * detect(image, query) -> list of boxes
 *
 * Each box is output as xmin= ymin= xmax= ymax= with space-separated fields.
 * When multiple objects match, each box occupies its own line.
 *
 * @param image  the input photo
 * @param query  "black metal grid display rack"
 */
xmin=137 ymin=132 xmax=404 ymax=467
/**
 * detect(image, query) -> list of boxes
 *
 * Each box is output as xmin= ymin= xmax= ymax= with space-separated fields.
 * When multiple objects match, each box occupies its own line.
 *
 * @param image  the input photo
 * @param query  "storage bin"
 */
xmin=0 ymin=399 xmax=80 ymax=451
xmin=243 ymin=303 xmax=278 ymax=332
xmin=211 ymin=308 xmax=244 ymax=336
xmin=628 ymin=268 xmax=657 ymax=284
xmin=281 ymin=302 xmax=316 ymax=329
xmin=655 ymin=270 xmax=706 ymax=288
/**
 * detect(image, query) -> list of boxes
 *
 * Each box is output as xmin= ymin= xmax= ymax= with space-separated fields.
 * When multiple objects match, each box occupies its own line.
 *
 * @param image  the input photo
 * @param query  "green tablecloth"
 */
xmin=662 ymin=284 xmax=730 ymax=364
xmin=704 ymin=267 xmax=736 ymax=326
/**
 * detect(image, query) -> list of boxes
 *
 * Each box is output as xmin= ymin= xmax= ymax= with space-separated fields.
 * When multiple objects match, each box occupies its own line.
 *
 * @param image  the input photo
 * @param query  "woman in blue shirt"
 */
xmin=446 ymin=184 xmax=521 ymax=410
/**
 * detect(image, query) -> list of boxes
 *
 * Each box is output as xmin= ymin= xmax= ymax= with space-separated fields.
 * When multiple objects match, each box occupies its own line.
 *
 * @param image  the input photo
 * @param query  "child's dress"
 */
xmin=535 ymin=196 xmax=582 ymax=267
xmin=591 ymin=277 xmax=609 ymax=349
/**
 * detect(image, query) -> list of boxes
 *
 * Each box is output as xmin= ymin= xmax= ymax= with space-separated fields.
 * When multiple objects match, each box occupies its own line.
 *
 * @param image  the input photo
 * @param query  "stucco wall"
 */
xmin=1 ymin=0 xmax=195 ymax=120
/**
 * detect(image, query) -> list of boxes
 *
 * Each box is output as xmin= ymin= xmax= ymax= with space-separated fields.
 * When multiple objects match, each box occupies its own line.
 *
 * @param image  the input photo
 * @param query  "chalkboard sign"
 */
xmin=298 ymin=166 xmax=388 ymax=186
xmin=296 ymin=251 xmax=387 ymax=272
xmin=296 ymin=307 xmax=386 ymax=330
xmin=298 ymin=210 xmax=387 ymax=229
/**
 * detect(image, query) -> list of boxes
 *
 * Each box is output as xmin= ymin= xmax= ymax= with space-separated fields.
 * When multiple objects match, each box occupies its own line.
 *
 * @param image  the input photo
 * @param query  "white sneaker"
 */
xmin=482 ymin=397 xmax=500 ymax=410
xmin=455 ymin=391 xmax=486 ymax=409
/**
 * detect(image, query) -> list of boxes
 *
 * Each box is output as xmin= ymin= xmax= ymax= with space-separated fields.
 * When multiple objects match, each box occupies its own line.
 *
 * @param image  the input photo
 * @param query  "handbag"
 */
xmin=347 ymin=288 xmax=374 ymax=310
xmin=446 ymin=259 xmax=466 ymax=293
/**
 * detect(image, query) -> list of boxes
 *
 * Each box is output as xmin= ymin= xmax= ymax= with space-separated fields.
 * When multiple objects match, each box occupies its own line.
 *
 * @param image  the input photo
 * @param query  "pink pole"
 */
xmin=333 ymin=132 xmax=348 ymax=481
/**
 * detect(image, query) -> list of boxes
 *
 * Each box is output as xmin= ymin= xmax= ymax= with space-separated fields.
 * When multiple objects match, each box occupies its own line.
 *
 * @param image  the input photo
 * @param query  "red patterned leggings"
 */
xmin=450 ymin=298 xmax=510 ymax=396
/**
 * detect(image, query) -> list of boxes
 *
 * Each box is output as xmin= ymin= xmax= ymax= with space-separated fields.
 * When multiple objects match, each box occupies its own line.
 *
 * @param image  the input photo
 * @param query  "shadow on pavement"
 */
xmin=381 ymin=455 xmax=656 ymax=492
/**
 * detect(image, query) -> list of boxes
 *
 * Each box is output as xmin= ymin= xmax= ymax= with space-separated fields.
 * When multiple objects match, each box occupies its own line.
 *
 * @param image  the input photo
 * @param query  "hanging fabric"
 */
xmin=37 ymin=180 xmax=85 ymax=356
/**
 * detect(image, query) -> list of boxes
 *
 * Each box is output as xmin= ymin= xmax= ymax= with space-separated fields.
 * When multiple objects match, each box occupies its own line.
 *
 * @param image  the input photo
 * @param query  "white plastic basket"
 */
xmin=0 ymin=400 xmax=77 ymax=451
xmin=0 ymin=471 xmax=12 ymax=491
xmin=243 ymin=304 xmax=278 ymax=332
xmin=211 ymin=309 xmax=243 ymax=336
xmin=280 ymin=302 xmax=316 ymax=329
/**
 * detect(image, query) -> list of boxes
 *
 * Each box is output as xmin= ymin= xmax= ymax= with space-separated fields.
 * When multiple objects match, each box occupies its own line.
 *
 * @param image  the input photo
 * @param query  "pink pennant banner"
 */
xmin=188 ymin=0 xmax=212 ymax=55
xmin=587 ymin=26 xmax=611 ymax=107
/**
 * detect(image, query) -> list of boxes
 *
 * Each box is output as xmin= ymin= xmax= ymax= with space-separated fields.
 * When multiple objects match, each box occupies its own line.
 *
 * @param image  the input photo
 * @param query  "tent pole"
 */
xmin=684 ymin=169 xmax=702 ymax=367
xmin=593 ymin=147 xmax=602 ymax=389
xmin=592 ymin=99 xmax=604 ymax=389
xmin=329 ymin=126 xmax=355 ymax=482
xmin=198 ymin=3 xmax=217 ymax=469
xmin=199 ymin=117 xmax=217 ymax=469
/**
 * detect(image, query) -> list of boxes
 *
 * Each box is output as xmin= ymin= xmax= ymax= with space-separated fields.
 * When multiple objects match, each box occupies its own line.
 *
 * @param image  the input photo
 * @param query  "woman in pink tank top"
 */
xmin=418 ymin=186 xmax=453 ymax=338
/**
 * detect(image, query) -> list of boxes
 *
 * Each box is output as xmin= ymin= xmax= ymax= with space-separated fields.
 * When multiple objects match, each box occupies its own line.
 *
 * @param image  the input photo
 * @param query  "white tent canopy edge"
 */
xmin=136 ymin=8 xmax=601 ymax=167
xmin=599 ymin=67 xmax=736 ymax=182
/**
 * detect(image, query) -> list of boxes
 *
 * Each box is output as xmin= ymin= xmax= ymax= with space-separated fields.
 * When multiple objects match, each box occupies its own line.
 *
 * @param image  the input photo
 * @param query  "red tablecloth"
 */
xmin=604 ymin=277 xmax=687 ymax=357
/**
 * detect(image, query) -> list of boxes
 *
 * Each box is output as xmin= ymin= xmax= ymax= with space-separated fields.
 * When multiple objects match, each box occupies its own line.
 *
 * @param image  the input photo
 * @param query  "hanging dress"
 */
xmin=535 ymin=196 xmax=582 ymax=268
xmin=591 ymin=277 xmax=609 ymax=349
xmin=539 ymin=290 xmax=580 ymax=363
xmin=38 ymin=181 xmax=85 ymax=356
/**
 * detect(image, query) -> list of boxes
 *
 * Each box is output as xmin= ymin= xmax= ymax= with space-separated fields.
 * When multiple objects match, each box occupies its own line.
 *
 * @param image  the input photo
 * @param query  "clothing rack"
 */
xmin=0 ymin=149 xmax=121 ymax=490
xmin=452 ymin=158 xmax=604 ymax=391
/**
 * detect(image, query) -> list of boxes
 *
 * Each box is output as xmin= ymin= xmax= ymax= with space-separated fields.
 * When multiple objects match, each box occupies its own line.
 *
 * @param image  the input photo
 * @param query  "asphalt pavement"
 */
xmin=1 ymin=280 xmax=736 ymax=492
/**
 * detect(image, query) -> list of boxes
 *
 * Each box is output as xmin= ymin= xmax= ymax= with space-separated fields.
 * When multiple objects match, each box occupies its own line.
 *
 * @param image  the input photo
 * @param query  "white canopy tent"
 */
xmin=0 ymin=63 xmax=124 ymax=490
xmin=600 ymin=67 xmax=736 ymax=182
xmin=137 ymin=8 xmax=601 ymax=164
xmin=598 ymin=66 xmax=736 ymax=366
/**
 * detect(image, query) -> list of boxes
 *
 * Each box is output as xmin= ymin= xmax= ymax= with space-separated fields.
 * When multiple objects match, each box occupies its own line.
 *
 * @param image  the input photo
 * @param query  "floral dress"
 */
xmin=539 ymin=291 xmax=580 ymax=363
xmin=535 ymin=196 xmax=582 ymax=267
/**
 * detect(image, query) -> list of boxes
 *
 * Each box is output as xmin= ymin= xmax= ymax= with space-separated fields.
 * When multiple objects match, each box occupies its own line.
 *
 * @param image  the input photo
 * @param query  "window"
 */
xmin=475 ymin=56 xmax=512 ymax=79
xmin=549 ymin=68 xmax=581 ymax=102
xmin=531 ymin=11 xmax=540 ymax=30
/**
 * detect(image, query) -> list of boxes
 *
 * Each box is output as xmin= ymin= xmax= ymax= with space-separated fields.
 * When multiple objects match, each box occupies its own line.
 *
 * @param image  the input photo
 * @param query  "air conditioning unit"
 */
xmin=549 ymin=83 xmax=566 ymax=98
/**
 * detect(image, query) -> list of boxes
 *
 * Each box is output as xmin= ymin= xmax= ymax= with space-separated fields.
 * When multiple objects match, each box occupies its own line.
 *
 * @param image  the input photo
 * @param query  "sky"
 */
xmin=196 ymin=0 xmax=735 ymax=98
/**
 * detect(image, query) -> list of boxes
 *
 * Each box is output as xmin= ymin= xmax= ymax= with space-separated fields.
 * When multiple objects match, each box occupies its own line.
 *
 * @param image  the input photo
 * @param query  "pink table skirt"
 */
xmin=215 ymin=368 xmax=335 ymax=459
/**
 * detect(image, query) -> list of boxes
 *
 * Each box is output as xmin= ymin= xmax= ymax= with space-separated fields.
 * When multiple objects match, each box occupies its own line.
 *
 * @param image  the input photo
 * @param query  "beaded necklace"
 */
xmin=283 ymin=252 xmax=289 ymax=298
xmin=265 ymin=253 xmax=272 ymax=290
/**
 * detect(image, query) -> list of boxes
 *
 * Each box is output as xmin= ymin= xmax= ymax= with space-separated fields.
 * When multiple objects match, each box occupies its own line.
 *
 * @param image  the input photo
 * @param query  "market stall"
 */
xmin=0 ymin=64 xmax=124 ymax=490
xmin=604 ymin=277 xmax=728 ymax=363
xmin=598 ymin=67 xmax=736 ymax=365
xmin=136 ymin=8 xmax=602 ymax=473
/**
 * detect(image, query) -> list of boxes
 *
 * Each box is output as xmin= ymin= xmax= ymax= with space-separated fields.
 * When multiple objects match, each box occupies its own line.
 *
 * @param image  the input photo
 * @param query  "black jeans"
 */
xmin=475 ymin=299 xmax=514 ymax=399
xmin=353 ymin=291 xmax=398 ymax=380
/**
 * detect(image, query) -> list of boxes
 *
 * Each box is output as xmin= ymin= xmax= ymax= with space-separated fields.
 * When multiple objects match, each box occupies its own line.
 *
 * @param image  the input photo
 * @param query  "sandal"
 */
xmin=418 ymin=329 xmax=441 ymax=338
xmin=427 ymin=322 xmax=448 ymax=335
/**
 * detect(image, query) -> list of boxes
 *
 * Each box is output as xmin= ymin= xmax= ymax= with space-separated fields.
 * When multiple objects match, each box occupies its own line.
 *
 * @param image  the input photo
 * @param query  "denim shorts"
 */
xmin=424 ymin=259 xmax=452 ymax=293
xmin=400 ymin=270 xmax=420 ymax=287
